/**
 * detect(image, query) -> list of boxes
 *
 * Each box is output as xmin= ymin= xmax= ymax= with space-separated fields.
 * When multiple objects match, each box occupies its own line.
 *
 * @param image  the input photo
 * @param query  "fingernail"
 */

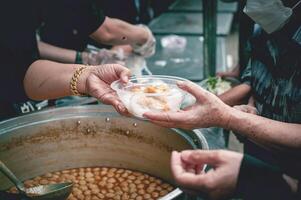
xmin=177 ymin=81 xmax=185 ymax=87
xmin=118 ymin=104 xmax=125 ymax=112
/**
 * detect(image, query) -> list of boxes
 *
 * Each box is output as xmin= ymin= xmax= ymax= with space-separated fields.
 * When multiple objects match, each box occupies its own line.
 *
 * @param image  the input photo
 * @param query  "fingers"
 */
xmin=120 ymin=68 xmax=131 ymax=83
xmin=180 ymin=150 xmax=222 ymax=166
xmin=94 ymin=88 xmax=128 ymax=115
xmin=177 ymin=81 xmax=209 ymax=103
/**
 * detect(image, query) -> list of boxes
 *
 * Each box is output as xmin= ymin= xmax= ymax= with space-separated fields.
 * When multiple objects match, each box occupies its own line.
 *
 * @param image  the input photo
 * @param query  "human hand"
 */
xmin=143 ymin=81 xmax=232 ymax=129
xmin=171 ymin=150 xmax=243 ymax=200
xmin=78 ymin=64 xmax=130 ymax=115
xmin=132 ymin=25 xmax=156 ymax=58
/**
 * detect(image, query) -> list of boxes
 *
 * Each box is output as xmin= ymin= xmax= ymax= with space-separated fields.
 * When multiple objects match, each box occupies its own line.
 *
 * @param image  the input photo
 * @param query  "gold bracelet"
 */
xmin=70 ymin=66 xmax=87 ymax=96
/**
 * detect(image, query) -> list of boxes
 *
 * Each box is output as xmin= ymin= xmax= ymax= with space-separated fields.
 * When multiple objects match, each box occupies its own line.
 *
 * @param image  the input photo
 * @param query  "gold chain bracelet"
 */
xmin=70 ymin=66 xmax=87 ymax=96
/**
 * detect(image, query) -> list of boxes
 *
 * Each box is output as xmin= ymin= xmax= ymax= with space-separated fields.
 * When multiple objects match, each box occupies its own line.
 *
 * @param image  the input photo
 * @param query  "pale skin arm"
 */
xmin=24 ymin=60 xmax=130 ymax=114
xmin=90 ymin=17 xmax=148 ymax=46
xmin=38 ymin=41 xmax=90 ymax=64
xmin=144 ymin=81 xmax=301 ymax=152
xmin=218 ymin=83 xmax=251 ymax=106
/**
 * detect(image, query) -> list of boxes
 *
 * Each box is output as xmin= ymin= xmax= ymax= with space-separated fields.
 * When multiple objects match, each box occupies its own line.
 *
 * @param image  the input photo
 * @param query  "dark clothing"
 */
xmin=39 ymin=0 xmax=105 ymax=51
xmin=240 ymin=2 xmax=301 ymax=187
xmin=236 ymin=154 xmax=299 ymax=200
xmin=0 ymin=0 xmax=105 ymax=120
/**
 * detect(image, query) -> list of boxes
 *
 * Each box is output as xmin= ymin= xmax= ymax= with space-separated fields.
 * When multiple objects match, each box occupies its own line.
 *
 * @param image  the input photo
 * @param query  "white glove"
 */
xmin=244 ymin=0 xmax=292 ymax=34
xmin=83 ymin=49 xmax=126 ymax=65
xmin=132 ymin=24 xmax=156 ymax=58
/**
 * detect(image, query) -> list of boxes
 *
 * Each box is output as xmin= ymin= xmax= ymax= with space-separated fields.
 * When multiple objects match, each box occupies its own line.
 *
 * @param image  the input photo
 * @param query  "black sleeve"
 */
xmin=234 ymin=154 xmax=295 ymax=200
xmin=0 ymin=0 xmax=40 ymax=103
xmin=39 ymin=0 xmax=106 ymax=51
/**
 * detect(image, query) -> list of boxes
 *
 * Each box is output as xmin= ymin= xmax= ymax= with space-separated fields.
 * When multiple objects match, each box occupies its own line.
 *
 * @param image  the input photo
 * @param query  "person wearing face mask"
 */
xmin=144 ymin=0 xmax=301 ymax=199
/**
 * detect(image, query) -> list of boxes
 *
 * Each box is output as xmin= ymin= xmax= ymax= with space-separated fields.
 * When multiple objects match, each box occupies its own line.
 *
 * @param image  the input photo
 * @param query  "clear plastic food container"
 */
xmin=111 ymin=75 xmax=188 ymax=119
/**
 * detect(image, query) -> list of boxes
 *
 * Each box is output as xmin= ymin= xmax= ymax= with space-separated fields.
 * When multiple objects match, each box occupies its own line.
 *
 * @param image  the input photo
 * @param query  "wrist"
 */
xmin=76 ymin=66 xmax=94 ymax=95
xmin=217 ymin=105 xmax=235 ymax=129
xmin=81 ymin=52 xmax=89 ymax=65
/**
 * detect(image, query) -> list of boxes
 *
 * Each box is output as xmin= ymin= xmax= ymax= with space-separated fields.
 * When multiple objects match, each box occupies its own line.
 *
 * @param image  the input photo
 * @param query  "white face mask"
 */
xmin=244 ymin=0 xmax=300 ymax=34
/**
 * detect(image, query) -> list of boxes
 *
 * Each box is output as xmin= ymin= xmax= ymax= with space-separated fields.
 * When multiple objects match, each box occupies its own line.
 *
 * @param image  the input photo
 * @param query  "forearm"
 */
xmin=24 ymin=60 xmax=88 ymax=100
xmin=90 ymin=17 xmax=147 ymax=46
xmin=38 ymin=41 xmax=77 ymax=63
xmin=219 ymin=84 xmax=251 ymax=106
xmin=225 ymin=107 xmax=301 ymax=151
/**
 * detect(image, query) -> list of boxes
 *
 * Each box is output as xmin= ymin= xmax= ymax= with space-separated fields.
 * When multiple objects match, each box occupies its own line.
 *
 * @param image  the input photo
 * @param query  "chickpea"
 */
xmin=92 ymin=196 xmax=100 ymax=200
xmin=128 ymin=175 xmax=136 ymax=180
xmin=86 ymin=172 xmax=94 ymax=178
xmin=121 ymin=193 xmax=130 ymax=200
xmin=44 ymin=173 xmax=52 ymax=178
xmin=137 ymin=189 xmax=145 ymax=195
xmin=100 ymin=171 xmax=107 ymax=176
xmin=109 ymin=168 xmax=117 ymax=172
xmin=144 ymin=193 xmax=151 ymax=199
xmin=131 ymin=193 xmax=138 ymax=199
xmin=146 ymin=187 xmax=155 ymax=193
xmin=107 ymin=172 xmax=114 ymax=178
xmin=167 ymin=186 xmax=173 ymax=192
xmin=100 ymin=189 xmax=107 ymax=194
xmin=116 ymin=169 xmax=124 ymax=174
xmin=160 ymin=190 xmax=168 ymax=196
xmin=137 ymin=184 xmax=144 ymax=189
xmin=79 ymin=185 xmax=88 ymax=191
xmin=97 ymin=193 xmax=105 ymax=199
xmin=151 ymin=192 xmax=159 ymax=198
xmin=76 ymin=193 xmax=85 ymax=200
xmin=39 ymin=179 xmax=49 ymax=185
xmin=93 ymin=167 xmax=100 ymax=172
xmin=84 ymin=190 xmax=92 ymax=196
xmin=107 ymin=178 xmax=116 ymax=183
xmin=79 ymin=180 xmax=86 ymax=185
xmin=87 ymin=177 xmax=95 ymax=183
xmin=135 ymin=196 xmax=143 ymax=200
xmin=98 ymin=181 xmax=106 ymax=187
xmin=91 ymin=188 xmax=100 ymax=195
xmin=106 ymin=183 xmax=114 ymax=189
xmin=106 ymin=193 xmax=115 ymax=198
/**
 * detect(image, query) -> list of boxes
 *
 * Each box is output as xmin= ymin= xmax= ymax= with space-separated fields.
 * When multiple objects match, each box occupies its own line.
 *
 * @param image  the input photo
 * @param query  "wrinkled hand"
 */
xmin=132 ymin=25 xmax=156 ymax=58
xmin=171 ymin=150 xmax=243 ymax=200
xmin=144 ymin=81 xmax=232 ymax=129
xmin=79 ymin=64 xmax=130 ymax=115
xmin=233 ymin=105 xmax=258 ymax=115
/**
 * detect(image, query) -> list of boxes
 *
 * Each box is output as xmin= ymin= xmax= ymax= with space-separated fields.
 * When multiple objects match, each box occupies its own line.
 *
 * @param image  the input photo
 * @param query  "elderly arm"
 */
xmin=144 ymin=81 xmax=301 ymax=152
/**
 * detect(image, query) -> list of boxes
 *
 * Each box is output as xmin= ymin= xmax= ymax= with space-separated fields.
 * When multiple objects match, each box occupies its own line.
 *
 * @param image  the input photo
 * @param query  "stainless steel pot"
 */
xmin=0 ymin=105 xmax=208 ymax=199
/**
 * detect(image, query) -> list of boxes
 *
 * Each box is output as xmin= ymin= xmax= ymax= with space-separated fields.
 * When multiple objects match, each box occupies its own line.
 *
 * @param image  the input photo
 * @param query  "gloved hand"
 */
xmin=132 ymin=24 xmax=156 ymax=58
xmin=244 ymin=0 xmax=292 ymax=34
xmin=82 ymin=49 xmax=126 ymax=65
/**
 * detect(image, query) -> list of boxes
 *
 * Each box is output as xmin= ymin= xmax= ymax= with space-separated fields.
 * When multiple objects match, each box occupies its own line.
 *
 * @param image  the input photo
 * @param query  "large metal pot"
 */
xmin=0 ymin=105 xmax=208 ymax=199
